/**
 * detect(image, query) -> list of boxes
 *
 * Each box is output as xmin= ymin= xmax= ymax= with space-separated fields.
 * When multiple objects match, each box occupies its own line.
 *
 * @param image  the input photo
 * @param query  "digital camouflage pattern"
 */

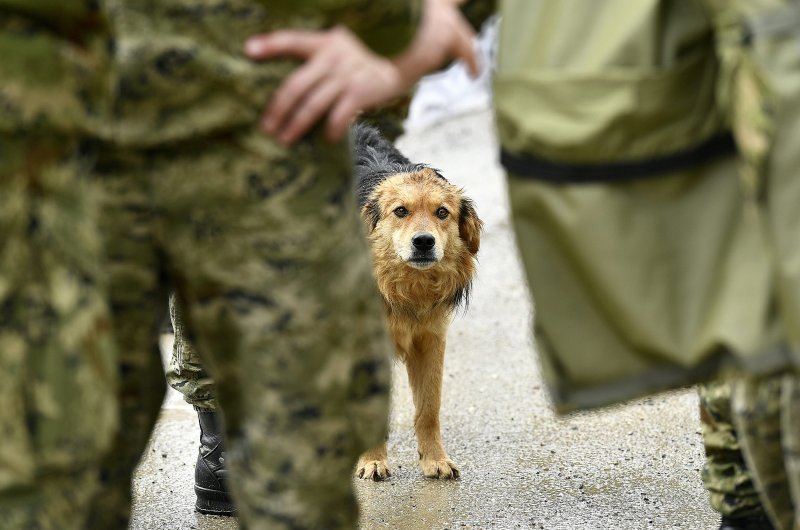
xmin=731 ymin=373 xmax=800 ymax=530
xmin=0 ymin=134 xmax=118 ymax=530
xmin=698 ymin=381 xmax=764 ymax=519
xmin=83 ymin=1 xmax=418 ymax=528
xmin=95 ymin=0 xmax=420 ymax=148
xmin=0 ymin=5 xmax=118 ymax=530
xmin=164 ymin=99 xmax=412 ymax=413
xmin=168 ymin=293 xmax=220 ymax=411
xmin=782 ymin=376 xmax=800 ymax=530
xmin=165 ymin=109 xmax=411 ymax=413
xmin=0 ymin=3 xmax=110 ymax=136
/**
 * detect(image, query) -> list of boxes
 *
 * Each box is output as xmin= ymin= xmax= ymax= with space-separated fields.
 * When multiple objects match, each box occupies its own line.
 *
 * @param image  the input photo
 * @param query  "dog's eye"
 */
xmin=394 ymin=206 xmax=408 ymax=218
xmin=436 ymin=207 xmax=449 ymax=219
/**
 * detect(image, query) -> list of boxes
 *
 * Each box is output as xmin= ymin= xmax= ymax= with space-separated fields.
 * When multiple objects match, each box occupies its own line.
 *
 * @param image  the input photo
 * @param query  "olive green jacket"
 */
xmin=495 ymin=0 xmax=800 ymax=412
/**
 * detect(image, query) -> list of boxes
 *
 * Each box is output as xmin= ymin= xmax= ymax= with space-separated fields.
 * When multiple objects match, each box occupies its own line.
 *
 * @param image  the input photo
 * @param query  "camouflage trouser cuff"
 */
xmin=707 ymin=491 xmax=766 ymax=519
xmin=186 ymin=397 xmax=219 ymax=412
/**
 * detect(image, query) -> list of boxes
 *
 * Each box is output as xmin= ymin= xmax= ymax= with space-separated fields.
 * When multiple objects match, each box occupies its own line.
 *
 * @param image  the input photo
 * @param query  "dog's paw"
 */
xmin=355 ymin=458 xmax=391 ymax=481
xmin=419 ymin=457 xmax=460 ymax=479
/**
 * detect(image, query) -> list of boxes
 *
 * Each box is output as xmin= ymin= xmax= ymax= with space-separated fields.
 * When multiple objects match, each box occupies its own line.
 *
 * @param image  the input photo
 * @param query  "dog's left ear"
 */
xmin=361 ymin=200 xmax=381 ymax=234
xmin=459 ymin=198 xmax=482 ymax=255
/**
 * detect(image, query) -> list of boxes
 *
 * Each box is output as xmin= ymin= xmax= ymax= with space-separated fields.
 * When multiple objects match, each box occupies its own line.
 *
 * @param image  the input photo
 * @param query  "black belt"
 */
xmin=501 ymin=132 xmax=737 ymax=184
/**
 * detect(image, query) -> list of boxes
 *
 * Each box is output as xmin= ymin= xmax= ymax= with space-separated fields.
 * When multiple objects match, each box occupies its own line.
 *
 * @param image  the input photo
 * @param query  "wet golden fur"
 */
xmin=352 ymin=125 xmax=482 ymax=480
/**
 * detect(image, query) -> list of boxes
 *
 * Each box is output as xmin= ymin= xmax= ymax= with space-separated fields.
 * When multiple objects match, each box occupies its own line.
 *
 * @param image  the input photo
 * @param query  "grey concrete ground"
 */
xmin=130 ymin=109 xmax=720 ymax=530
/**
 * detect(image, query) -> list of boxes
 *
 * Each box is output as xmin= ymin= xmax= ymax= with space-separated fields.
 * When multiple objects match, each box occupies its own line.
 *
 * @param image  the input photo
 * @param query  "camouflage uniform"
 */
xmin=698 ymin=382 xmax=764 ymax=519
xmin=165 ymin=113 xmax=411 ymax=414
xmin=83 ymin=2 xmax=421 ymax=529
xmin=0 ymin=4 xmax=118 ymax=529
xmin=168 ymin=293 xmax=219 ymax=410
xmin=730 ymin=373 xmax=800 ymax=530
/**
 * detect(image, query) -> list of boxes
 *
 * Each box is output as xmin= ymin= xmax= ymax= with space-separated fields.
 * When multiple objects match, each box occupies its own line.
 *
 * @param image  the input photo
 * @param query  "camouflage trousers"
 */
xmin=699 ymin=374 xmax=800 ymax=530
xmin=168 ymin=293 xmax=218 ymax=411
xmin=89 ymin=129 xmax=393 ymax=530
xmin=0 ymin=9 xmax=118 ymax=529
xmin=0 ymin=133 xmax=118 ymax=530
xmin=729 ymin=372 xmax=800 ymax=530
xmin=698 ymin=381 xmax=764 ymax=519
xmin=165 ymin=111 xmax=408 ymax=413
xmin=700 ymin=374 xmax=800 ymax=530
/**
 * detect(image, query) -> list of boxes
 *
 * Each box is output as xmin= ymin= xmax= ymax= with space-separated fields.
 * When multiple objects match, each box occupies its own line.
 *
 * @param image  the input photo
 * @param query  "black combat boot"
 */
xmin=194 ymin=408 xmax=235 ymax=516
xmin=719 ymin=513 xmax=775 ymax=530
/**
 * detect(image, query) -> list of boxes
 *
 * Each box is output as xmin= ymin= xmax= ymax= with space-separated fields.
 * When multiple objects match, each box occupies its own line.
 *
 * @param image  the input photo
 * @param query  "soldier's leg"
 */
xmin=160 ymin=130 xmax=392 ymax=530
xmin=162 ymin=102 xmax=411 ymax=518
xmin=698 ymin=381 xmax=773 ymax=529
xmin=780 ymin=374 xmax=800 ymax=530
xmin=708 ymin=0 xmax=800 ymax=524
xmin=732 ymin=373 xmax=795 ymax=530
xmin=85 ymin=152 xmax=170 ymax=529
xmin=161 ymin=97 xmax=410 ymax=410
xmin=0 ymin=6 xmax=119 ymax=527
xmin=167 ymin=293 xmax=219 ymax=411
xmin=0 ymin=133 xmax=118 ymax=530
xmin=167 ymin=293 xmax=234 ymax=515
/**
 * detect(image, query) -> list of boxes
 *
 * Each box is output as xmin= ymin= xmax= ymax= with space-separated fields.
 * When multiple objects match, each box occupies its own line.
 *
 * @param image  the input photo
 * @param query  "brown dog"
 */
xmin=351 ymin=125 xmax=482 ymax=480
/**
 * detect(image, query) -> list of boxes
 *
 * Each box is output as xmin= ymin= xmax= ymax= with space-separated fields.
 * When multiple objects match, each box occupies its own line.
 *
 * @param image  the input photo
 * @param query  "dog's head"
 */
xmin=362 ymin=167 xmax=482 ymax=270
xmin=351 ymin=124 xmax=481 ymax=309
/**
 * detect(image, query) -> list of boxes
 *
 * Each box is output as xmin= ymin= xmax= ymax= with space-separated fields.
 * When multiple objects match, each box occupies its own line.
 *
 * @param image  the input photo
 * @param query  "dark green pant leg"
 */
xmin=86 ymin=153 xmax=169 ymax=530
xmin=0 ymin=7 xmax=118 ymax=527
xmin=0 ymin=134 xmax=118 ymax=530
xmin=698 ymin=381 xmax=764 ymax=519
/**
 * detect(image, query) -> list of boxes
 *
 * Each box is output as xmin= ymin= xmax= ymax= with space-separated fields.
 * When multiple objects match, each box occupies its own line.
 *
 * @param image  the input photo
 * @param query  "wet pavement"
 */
xmin=130 ymin=109 xmax=720 ymax=529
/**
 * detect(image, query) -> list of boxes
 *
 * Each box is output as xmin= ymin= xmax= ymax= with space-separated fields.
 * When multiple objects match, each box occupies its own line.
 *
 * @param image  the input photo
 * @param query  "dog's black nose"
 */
xmin=412 ymin=233 xmax=435 ymax=251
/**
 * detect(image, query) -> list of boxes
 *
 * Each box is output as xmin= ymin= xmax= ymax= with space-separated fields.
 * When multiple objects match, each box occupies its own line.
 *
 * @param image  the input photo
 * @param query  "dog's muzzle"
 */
xmin=408 ymin=232 xmax=438 ymax=268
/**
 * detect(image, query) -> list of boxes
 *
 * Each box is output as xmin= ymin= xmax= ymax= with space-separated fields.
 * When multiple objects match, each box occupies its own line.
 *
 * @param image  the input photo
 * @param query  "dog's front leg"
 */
xmin=355 ymin=441 xmax=391 ymax=481
xmin=406 ymin=334 xmax=459 ymax=479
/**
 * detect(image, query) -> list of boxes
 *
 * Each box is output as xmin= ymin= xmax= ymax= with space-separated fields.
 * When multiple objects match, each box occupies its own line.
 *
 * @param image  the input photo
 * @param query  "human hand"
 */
xmin=245 ymin=26 xmax=406 ymax=145
xmin=244 ymin=0 xmax=478 ymax=146
xmin=392 ymin=0 xmax=479 ymax=89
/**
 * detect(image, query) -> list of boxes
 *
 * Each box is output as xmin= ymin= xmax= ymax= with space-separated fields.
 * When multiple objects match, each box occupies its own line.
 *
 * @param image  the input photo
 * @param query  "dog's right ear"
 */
xmin=361 ymin=200 xmax=380 ymax=234
xmin=459 ymin=198 xmax=482 ymax=255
